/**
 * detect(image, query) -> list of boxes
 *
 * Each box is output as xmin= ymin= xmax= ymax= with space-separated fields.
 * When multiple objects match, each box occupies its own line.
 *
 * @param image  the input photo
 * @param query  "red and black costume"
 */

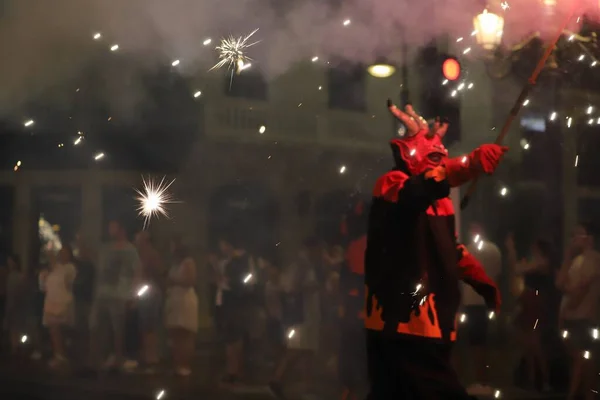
xmin=364 ymin=101 xmax=506 ymax=399
xmin=339 ymin=198 xmax=369 ymax=399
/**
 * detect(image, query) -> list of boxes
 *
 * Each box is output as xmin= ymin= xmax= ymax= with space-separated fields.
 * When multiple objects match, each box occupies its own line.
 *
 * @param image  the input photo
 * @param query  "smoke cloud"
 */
xmin=0 ymin=0 xmax=591 ymax=116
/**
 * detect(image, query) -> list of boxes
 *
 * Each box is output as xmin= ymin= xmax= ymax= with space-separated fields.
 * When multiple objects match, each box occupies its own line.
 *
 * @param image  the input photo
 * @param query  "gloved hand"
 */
xmin=469 ymin=144 xmax=508 ymax=174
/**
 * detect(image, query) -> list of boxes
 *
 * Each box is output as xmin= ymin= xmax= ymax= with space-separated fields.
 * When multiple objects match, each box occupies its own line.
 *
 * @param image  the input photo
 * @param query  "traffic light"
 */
xmin=419 ymin=46 xmax=462 ymax=145
xmin=442 ymin=57 xmax=461 ymax=81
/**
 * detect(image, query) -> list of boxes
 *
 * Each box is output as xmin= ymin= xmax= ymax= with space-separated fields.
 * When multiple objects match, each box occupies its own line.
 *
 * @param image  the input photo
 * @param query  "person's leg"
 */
xmin=48 ymin=325 xmax=66 ymax=359
xmin=531 ymin=331 xmax=550 ymax=389
xmin=181 ymin=329 xmax=195 ymax=371
xmin=108 ymin=299 xmax=127 ymax=365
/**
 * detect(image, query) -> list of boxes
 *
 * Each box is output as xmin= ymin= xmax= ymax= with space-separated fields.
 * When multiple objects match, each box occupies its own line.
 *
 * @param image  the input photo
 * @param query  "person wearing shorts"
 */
xmin=89 ymin=220 xmax=140 ymax=370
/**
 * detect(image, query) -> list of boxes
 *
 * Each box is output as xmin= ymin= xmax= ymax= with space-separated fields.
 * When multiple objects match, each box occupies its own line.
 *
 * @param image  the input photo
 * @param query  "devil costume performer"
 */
xmin=339 ymin=198 xmax=369 ymax=400
xmin=364 ymin=101 xmax=505 ymax=399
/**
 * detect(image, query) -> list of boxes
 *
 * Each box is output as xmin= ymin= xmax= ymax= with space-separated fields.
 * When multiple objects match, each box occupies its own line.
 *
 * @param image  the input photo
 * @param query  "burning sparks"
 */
xmin=339 ymin=165 xmax=346 ymax=174
xmin=94 ymin=152 xmax=105 ymax=161
xmin=258 ymin=125 xmax=266 ymax=134
xmin=203 ymin=38 xmax=212 ymax=46
xmin=93 ymin=32 xmax=102 ymax=40
xmin=110 ymin=44 xmax=119 ymax=52
xmin=137 ymin=285 xmax=149 ymax=297
xmin=287 ymin=329 xmax=296 ymax=339
xmin=243 ymin=273 xmax=253 ymax=284
xmin=193 ymin=91 xmax=202 ymax=98
xmin=156 ymin=389 xmax=166 ymax=400
xmin=135 ymin=176 xmax=177 ymax=229
xmin=24 ymin=119 xmax=34 ymax=127
xmin=500 ymin=1 xmax=509 ymax=10
xmin=21 ymin=335 xmax=27 ymax=344
xmin=209 ymin=29 xmax=260 ymax=76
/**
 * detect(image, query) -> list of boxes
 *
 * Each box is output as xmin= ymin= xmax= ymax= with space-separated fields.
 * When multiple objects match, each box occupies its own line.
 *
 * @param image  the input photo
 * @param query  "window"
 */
xmin=328 ymin=63 xmax=366 ymax=111
xmin=577 ymin=125 xmax=600 ymax=187
xmin=225 ymin=70 xmax=268 ymax=100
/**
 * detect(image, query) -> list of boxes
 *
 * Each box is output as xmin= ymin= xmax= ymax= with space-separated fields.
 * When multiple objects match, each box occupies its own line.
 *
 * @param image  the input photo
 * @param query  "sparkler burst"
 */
xmin=209 ymin=28 xmax=260 ymax=79
xmin=135 ymin=176 xmax=176 ymax=229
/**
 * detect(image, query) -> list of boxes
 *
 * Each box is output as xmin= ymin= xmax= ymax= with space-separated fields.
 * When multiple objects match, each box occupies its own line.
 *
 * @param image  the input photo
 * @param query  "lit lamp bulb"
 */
xmin=473 ymin=9 xmax=504 ymax=50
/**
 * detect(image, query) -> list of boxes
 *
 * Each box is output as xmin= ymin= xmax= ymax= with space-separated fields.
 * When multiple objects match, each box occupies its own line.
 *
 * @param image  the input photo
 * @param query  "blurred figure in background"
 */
xmin=507 ymin=235 xmax=553 ymax=392
xmin=4 ymin=254 xmax=27 ymax=356
xmin=338 ymin=199 xmax=368 ymax=400
xmin=269 ymin=238 xmax=321 ymax=399
xmin=262 ymin=256 xmax=284 ymax=364
xmin=556 ymin=222 xmax=600 ymax=400
xmin=165 ymin=237 xmax=198 ymax=377
xmin=89 ymin=220 xmax=140 ymax=370
xmin=219 ymin=238 xmax=253 ymax=385
xmin=40 ymin=246 xmax=76 ymax=368
xmin=135 ymin=231 xmax=164 ymax=373
xmin=461 ymin=223 xmax=502 ymax=396
xmin=73 ymin=240 xmax=95 ymax=363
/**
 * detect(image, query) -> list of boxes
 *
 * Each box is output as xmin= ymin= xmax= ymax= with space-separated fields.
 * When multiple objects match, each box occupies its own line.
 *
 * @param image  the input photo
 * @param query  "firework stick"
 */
xmin=460 ymin=5 xmax=579 ymax=210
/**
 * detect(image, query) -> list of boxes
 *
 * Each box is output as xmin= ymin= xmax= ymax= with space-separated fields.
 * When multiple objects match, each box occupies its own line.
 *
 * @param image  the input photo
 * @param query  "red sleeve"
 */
xmin=457 ymin=244 xmax=501 ymax=311
xmin=444 ymin=157 xmax=478 ymax=188
xmin=373 ymin=170 xmax=451 ymax=211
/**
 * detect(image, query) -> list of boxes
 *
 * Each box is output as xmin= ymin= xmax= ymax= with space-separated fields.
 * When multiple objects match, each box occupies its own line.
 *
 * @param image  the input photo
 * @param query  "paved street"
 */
xmin=0 ymin=351 xmax=567 ymax=400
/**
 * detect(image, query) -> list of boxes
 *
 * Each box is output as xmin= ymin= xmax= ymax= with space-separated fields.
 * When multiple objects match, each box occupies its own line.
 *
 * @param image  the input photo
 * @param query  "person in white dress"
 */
xmin=40 ymin=246 xmax=77 ymax=368
xmin=165 ymin=238 xmax=198 ymax=377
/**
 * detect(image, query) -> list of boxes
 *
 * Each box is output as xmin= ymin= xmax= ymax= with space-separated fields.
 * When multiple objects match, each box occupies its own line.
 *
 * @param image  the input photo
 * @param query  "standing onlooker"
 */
xmin=89 ymin=220 xmax=140 ymax=370
xmin=507 ymin=235 xmax=553 ymax=391
xmin=165 ymin=237 xmax=198 ymax=377
xmin=220 ymin=239 xmax=253 ymax=385
xmin=40 ymin=246 xmax=77 ymax=368
xmin=4 ymin=254 xmax=27 ymax=355
xmin=461 ymin=223 xmax=502 ymax=396
xmin=263 ymin=257 xmax=284 ymax=362
xmin=73 ymin=241 xmax=95 ymax=362
xmin=556 ymin=223 xmax=600 ymax=400
xmin=269 ymin=238 xmax=322 ymax=399
xmin=214 ymin=239 xmax=234 ymax=340
xmin=135 ymin=231 xmax=164 ymax=373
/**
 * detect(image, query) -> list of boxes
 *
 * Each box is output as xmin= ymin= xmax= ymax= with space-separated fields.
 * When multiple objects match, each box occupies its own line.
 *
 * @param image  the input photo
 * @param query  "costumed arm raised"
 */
xmin=456 ymin=243 xmax=501 ymax=312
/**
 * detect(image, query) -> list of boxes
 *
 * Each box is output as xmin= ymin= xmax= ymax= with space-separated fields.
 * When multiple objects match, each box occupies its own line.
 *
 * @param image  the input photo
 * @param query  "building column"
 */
xmin=563 ymin=124 xmax=578 ymax=249
xmin=12 ymin=182 xmax=32 ymax=270
xmin=81 ymin=181 xmax=103 ymax=251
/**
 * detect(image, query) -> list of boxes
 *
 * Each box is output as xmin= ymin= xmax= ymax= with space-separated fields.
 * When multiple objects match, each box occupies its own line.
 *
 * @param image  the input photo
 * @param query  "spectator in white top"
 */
xmin=460 ymin=223 xmax=502 ymax=395
xmin=40 ymin=245 xmax=77 ymax=368
xmin=556 ymin=222 xmax=600 ymax=400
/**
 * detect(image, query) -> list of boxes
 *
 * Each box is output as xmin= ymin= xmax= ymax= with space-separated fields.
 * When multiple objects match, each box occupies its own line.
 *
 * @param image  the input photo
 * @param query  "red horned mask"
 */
xmin=388 ymin=102 xmax=449 ymax=175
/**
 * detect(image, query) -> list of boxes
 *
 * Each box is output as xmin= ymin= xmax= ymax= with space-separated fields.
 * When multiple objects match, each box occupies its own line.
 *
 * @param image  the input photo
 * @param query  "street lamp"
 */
xmin=472 ymin=9 xmax=505 ymax=50
xmin=367 ymin=62 xmax=396 ymax=78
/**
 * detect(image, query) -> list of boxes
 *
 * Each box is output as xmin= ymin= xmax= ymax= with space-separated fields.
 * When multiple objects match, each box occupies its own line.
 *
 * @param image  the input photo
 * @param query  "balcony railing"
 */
xmin=205 ymin=99 xmax=388 ymax=151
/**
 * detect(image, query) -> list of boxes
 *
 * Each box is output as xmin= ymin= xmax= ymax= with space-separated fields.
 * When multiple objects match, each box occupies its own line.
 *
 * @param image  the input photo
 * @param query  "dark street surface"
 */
xmin=0 ymin=352 xmax=567 ymax=400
